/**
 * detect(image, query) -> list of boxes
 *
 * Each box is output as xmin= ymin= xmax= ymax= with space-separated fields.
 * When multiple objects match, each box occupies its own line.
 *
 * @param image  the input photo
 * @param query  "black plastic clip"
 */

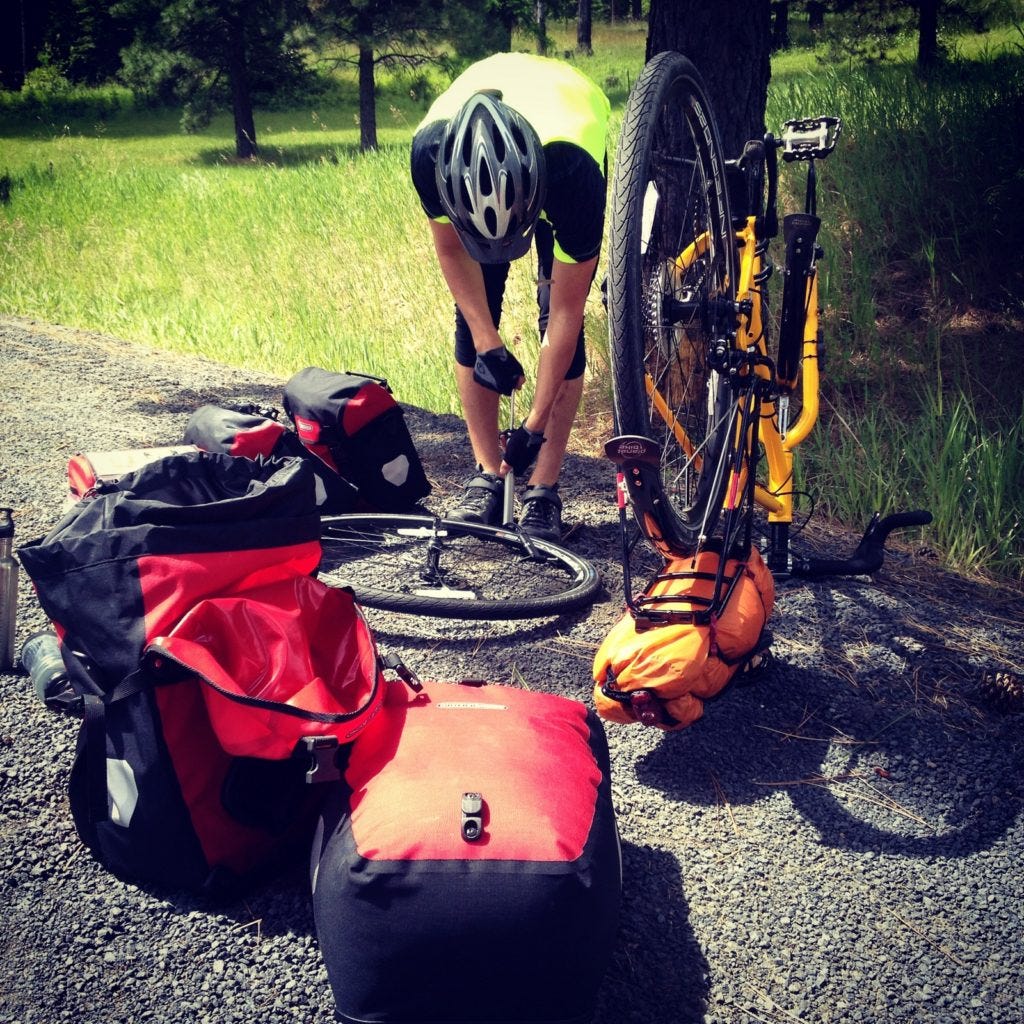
xmin=301 ymin=735 xmax=341 ymax=785
xmin=600 ymin=672 xmax=673 ymax=728
xmin=461 ymin=792 xmax=484 ymax=842
xmin=380 ymin=651 xmax=423 ymax=692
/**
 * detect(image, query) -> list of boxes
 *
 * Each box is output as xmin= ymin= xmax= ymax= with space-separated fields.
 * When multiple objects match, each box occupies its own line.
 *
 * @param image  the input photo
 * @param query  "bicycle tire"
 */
xmin=317 ymin=514 xmax=601 ymax=619
xmin=607 ymin=51 xmax=738 ymax=553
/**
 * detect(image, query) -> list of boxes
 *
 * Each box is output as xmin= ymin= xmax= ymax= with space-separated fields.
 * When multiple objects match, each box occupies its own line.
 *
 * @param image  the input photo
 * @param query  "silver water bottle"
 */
xmin=0 ymin=508 xmax=17 ymax=671
xmin=21 ymin=631 xmax=76 ymax=708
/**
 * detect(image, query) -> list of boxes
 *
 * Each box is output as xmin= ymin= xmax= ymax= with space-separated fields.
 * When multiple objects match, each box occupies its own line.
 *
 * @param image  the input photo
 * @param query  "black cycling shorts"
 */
xmin=453 ymin=219 xmax=589 ymax=381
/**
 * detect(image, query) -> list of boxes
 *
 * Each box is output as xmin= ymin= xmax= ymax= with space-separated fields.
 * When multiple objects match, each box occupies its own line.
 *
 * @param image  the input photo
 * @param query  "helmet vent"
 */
xmin=478 ymin=160 xmax=493 ymax=198
xmin=491 ymin=125 xmax=507 ymax=161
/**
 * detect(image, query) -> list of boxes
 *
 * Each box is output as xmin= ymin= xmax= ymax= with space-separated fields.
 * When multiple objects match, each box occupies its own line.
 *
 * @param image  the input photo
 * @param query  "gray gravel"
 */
xmin=1 ymin=314 xmax=1022 ymax=1024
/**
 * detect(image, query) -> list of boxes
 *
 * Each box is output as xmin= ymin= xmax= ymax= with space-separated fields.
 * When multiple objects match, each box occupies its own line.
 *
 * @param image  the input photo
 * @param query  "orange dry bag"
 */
xmin=592 ymin=546 xmax=775 ymax=730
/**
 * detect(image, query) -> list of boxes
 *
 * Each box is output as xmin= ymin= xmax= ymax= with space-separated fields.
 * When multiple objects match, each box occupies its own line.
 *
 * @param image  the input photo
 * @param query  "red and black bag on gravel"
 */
xmin=283 ymin=367 xmax=431 ymax=512
xmin=19 ymin=451 xmax=383 ymax=894
xmin=310 ymin=679 xmax=622 ymax=1024
xmin=184 ymin=403 xmax=358 ymax=514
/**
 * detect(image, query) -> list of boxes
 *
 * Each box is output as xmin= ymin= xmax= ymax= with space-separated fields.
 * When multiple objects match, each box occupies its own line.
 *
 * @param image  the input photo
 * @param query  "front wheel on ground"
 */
xmin=317 ymin=514 xmax=601 ymax=620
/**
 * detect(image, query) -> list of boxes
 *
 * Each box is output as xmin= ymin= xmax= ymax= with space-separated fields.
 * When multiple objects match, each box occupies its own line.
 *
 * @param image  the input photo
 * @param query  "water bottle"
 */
xmin=0 ymin=508 xmax=17 ymax=671
xmin=20 ymin=631 xmax=76 ymax=708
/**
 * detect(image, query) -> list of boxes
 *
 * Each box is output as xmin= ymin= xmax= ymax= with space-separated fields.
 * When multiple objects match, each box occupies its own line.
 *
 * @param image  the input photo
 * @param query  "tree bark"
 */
xmin=536 ymin=0 xmax=547 ymax=54
xmin=771 ymin=1 xmax=790 ymax=51
xmin=917 ymin=0 xmax=940 ymax=71
xmin=646 ymin=0 xmax=771 ymax=158
xmin=807 ymin=1 xmax=825 ymax=32
xmin=226 ymin=13 xmax=258 ymax=159
xmin=577 ymin=0 xmax=593 ymax=55
xmin=358 ymin=44 xmax=377 ymax=152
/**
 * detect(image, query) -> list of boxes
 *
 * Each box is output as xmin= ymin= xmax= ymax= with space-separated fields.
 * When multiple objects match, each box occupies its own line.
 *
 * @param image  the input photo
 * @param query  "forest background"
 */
xmin=1 ymin=0 xmax=1022 ymax=582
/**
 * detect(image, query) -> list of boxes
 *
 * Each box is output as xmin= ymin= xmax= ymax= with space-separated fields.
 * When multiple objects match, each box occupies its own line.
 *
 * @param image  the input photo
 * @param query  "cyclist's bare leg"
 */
xmin=455 ymin=364 xmax=502 ymax=474
xmin=528 ymin=374 xmax=583 ymax=486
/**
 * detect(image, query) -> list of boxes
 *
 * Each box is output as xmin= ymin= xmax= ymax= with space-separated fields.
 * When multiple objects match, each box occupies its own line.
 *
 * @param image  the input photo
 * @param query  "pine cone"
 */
xmin=977 ymin=669 xmax=1024 ymax=714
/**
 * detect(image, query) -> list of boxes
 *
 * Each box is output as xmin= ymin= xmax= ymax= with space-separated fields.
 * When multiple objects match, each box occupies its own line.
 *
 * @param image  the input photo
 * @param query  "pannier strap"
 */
xmin=82 ymin=668 xmax=152 ymax=825
xmin=82 ymin=695 xmax=107 ymax=823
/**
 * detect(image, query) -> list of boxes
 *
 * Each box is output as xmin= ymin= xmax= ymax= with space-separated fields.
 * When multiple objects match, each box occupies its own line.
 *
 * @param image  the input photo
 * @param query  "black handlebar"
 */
xmin=791 ymin=510 xmax=933 ymax=578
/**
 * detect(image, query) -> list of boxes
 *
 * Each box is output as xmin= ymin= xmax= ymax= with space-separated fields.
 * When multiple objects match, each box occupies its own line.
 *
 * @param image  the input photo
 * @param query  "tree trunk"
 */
xmin=226 ymin=14 xmax=258 ymax=159
xmin=536 ymin=0 xmax=547 ymax=54
xmin=807 ymin=1 xmax=825 ymax=32
xmin=917 ymin=0 xmax=940 ymax=71
xmin=492 ymin=1 xmax=514 ymax=50
xmin=631 ymin=0 xmax=642 ymax=19
xmin=577 ymin=0 xmax=593 ymax=55
xmin=646 ymin=0 xmax=771 ymax=158
xmin=771 ymin=1 xmax=790 ymax=51
xmin=358 ymin=44 xmax=377 ymax=152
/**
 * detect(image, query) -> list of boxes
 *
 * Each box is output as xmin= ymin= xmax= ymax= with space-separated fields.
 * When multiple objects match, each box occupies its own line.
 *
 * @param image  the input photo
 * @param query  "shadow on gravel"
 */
xmin=595 ymin=841 xmax=710 ymax=1024
xmin=142 ymin=860 xmax=319 ymax=944
xmin=633 ymin=652 xmax=1022 ymax=861
xmin=131 ymin=383 xmax=285 ymax=418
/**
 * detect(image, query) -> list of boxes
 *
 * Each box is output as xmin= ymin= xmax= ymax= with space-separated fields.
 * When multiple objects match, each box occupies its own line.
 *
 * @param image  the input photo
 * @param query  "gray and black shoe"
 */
xmin=518 ymin=484 xmax=563 ymax=543
xmin=447 ymin=468 xmax=503 ymax=527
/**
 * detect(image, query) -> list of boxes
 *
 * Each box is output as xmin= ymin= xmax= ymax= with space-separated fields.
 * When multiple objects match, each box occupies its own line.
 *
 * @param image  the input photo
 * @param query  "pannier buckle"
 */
xmin=301 ymin=735 xmax=341 ymax=784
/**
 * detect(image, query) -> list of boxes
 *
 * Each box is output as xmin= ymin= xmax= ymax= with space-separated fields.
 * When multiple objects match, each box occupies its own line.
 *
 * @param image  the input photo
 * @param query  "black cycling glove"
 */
xmin=501 ymin=422 xmax=546 ymax=476
xmin=473 ymin=345 xmax=525 ymax=396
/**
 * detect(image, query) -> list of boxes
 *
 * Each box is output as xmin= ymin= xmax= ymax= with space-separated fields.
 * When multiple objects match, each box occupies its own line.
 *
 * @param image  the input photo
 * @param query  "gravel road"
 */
xmin=1 ymin=314 xmax=1022 ymax=1024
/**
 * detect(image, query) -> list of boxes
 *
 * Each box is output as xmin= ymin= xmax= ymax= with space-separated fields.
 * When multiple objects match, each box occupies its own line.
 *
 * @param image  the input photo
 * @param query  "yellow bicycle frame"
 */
xmin=651 ymin=216 xmax=822 ymax=525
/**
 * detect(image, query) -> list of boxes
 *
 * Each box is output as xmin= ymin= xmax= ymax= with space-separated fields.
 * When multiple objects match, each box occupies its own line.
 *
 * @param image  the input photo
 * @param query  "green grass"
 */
xmin=801 ymin=387 xmax=1024 ymax=580
xmin=1 ymin=22 xmax=1022 ymax=581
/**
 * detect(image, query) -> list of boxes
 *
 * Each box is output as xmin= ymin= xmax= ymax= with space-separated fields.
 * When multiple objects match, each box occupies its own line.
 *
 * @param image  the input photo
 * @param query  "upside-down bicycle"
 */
xmin=603 ymin=51 xmax=930 ymax=620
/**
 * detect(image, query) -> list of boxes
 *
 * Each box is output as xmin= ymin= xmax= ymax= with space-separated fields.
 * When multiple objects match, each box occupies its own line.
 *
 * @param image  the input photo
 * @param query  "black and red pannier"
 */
xmin=310 ymin=679 xmax=622 ymax=1024
xmin=19 ymin=451 xmax=383 ymax=894
xmin=184 ymin=403 xmax=358 ymax=514
xmin=283 ymin=367 xmax=431 ymax=512
xmin=66 ymin=445 xmax=199 ymax=501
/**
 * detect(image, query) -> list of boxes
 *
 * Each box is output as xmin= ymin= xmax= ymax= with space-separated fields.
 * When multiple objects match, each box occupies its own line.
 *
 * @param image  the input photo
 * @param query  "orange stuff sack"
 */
xmin=592 ymin=547 xmax=775 ymax=730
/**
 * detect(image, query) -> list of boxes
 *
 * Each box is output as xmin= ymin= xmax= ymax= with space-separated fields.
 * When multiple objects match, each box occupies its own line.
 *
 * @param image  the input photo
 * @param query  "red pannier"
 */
xmin=184 ymin=403 xmax=358 ymax=513
xmin=310 ymin=679 xmax=622 ymax=1024
xmin=19 ymin=451 xmax=383 ymax=894
xmin=283 ymin=367 xmax=431 ymax=512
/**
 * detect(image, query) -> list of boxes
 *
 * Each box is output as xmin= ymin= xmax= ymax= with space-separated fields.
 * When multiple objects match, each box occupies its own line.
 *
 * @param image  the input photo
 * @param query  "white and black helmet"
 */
xmin=435 ymin=91 xmax=547 ymax=263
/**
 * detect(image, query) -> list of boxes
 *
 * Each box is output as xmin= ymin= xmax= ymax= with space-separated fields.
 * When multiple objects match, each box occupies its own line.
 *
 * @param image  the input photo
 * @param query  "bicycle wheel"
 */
xmin=318 ymin=514 xmax=601 ymax=619
xmin=607 ymin=51 xmax=738 ymax=553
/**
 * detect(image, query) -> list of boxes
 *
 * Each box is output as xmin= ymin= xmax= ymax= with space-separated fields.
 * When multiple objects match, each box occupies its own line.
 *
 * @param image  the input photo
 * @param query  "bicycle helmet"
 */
xmin=435 ymin=91 xmax=547 ymax=263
